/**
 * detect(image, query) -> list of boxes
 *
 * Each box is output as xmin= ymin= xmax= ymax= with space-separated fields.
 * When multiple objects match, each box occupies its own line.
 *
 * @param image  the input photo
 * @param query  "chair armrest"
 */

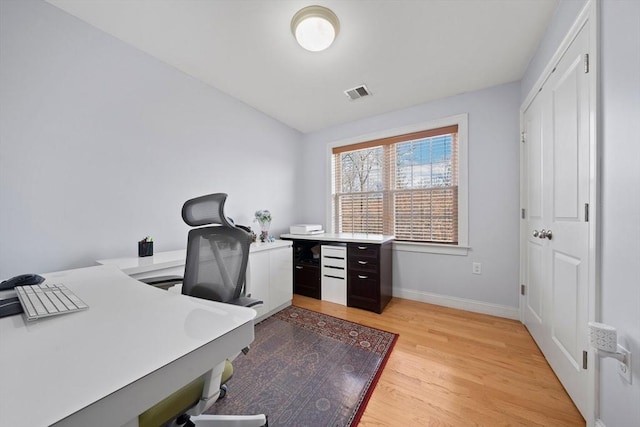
xmin=140 ymin=275 xmax=184 ymax=290
xmin=228 ymin=296 xmax=263 ymax=308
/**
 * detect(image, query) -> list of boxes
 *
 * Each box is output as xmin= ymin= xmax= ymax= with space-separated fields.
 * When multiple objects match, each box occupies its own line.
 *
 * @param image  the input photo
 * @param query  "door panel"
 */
xmin=553 ymin=62 xmax=581 ymax=220
xmin=551 ymin=250 xmax=581 ymax=369
xmin=526 ymin=96 xmax=544 ymax=221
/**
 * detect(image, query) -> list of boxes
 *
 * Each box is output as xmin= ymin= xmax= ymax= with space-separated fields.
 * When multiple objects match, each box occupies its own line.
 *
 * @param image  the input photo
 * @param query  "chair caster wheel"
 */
xmin=176 ymin=414 xmax=195 ymax=427
xmin=219 ymin=384 xmax=227 ymax=399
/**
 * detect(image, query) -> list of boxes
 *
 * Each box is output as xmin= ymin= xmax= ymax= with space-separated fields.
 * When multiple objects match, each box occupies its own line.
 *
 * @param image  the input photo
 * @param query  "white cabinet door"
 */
xmin=246 ymin=251 xmax=270 ymax=320
xmin=269 ymin=246 xmax=293 ymax=310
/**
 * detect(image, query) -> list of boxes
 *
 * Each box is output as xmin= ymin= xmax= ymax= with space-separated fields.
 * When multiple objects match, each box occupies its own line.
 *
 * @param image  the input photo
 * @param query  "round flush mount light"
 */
xmin=291 ymin=5 xmax=340 ymax=52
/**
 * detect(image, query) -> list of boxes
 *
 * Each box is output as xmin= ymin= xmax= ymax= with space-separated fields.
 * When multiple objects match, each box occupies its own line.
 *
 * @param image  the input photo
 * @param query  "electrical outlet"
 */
xmin=618 ymin=344 xmax=632 ymax=384
xmin=472 ymin=262 xmax=482 ymax=275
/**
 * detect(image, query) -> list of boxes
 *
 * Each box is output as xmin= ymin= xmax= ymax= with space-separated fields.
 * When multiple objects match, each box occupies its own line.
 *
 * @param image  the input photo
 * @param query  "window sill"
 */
xmin=393 ymin=241 xmax=470 ymax=256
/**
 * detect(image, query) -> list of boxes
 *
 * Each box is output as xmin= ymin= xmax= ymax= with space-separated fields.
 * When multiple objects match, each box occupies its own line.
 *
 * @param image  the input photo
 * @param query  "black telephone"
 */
xmin=0 ymin=274 xmax=45 ymax=291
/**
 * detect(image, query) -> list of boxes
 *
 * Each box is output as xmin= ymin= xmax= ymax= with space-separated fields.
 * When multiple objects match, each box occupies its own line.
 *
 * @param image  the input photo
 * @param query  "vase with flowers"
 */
xmin=254 ymin=209 xmax=272 ymax=243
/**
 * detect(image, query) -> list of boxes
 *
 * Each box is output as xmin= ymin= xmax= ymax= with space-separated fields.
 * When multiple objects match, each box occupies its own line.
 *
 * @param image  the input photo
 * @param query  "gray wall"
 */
xmin=299 ymin=82 xmax=521 ymax=312
xmin=522 ymin=0 xmax=640 ymax=425
xmin=599 ymin=1 xmax=640 ymax=425
xmin=0 ymin=0 xmax=301 ymax=278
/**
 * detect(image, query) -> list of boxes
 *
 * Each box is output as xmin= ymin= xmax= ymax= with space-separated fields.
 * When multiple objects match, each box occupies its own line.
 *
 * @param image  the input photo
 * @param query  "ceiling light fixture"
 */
xmin=291 ymin=5 xmax=340 ymax=52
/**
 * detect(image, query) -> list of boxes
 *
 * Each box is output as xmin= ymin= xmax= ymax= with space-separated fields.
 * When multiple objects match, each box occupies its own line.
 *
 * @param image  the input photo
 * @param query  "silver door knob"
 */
xmin=542 ymin=229 xmax=553 ymax=240
xmin=539 ymin=229 xmax=546 ymax=239
xmin=533 ymin=230 xmax=540 ymax=238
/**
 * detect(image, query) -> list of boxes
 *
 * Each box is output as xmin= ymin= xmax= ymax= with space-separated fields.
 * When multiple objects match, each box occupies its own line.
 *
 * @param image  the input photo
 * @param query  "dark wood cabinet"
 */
xmin=285 ymin=236 xmax=392 ymax=314
xmin=347 ymin=240 xmax=392 ymax=313
xmin=292 ymin=240 xmax=321 ymax=299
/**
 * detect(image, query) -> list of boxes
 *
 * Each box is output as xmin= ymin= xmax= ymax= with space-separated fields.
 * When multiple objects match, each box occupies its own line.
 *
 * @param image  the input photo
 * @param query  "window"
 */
xmin=329 ymin=116 xmax=468 ymax=249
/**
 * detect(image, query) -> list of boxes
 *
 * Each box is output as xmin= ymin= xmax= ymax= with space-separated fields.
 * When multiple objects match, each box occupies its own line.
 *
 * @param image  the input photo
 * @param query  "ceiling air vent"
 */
xmin=344 ymin=84 xmax=371 ymax=100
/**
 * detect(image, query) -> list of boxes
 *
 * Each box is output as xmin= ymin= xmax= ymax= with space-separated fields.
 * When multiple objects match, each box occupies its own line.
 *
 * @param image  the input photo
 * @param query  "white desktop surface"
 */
xmin=0 ymin=265 xmax=256 ymax=427
xmin=280 ymin=232 xmax=394 ymax=244
xmin=97 ymin=248 xmax=187 ymax=276
xmin=96 ymin=240 xmax=292 ymax=276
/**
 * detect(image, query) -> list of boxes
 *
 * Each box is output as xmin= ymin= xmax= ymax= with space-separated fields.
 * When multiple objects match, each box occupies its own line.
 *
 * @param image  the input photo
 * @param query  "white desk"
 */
xmin=97 ymin=240 xmax=293 ymax=322
xmin=96 ymin=241 xmax=292 ymax=279
xmin=0 ymin=265 xmax=256 ymax=427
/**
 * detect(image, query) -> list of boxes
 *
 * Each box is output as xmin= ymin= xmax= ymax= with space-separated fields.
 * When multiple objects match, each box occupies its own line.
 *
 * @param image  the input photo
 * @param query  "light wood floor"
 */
xmin=293 ymin=295 xmax=585 ymax=427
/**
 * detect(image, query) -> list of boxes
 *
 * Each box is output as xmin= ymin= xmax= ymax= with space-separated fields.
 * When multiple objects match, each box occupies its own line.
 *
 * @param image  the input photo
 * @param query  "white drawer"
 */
xmin=321 ymin=245 xmax=346 ymax=259
xmin=322 ymin=256 xmax=345 ymax=268
xmin=321 ymin=275 xmax=346 ymax=306
xmin=322 ymin=265 xmax=346 ymax=279
xmin=322 ymin=246 xmax=346 ymax=267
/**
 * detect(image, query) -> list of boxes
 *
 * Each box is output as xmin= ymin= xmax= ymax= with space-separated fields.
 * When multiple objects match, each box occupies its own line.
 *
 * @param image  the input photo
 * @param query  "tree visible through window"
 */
xmin=331 ymin=125 xmax=458 ymax=243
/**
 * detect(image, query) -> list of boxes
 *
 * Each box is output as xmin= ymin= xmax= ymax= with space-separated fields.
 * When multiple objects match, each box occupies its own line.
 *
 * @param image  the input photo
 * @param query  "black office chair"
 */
xmin=138 ymin=193 xmax=267 ymax=427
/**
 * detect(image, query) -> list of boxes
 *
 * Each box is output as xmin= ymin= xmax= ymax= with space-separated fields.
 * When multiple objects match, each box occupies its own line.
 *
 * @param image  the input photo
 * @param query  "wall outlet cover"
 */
xmin=618 ymin=344 xmax=632 ymax=384
xmin=472 ymin=262 xmax=482 ymax=275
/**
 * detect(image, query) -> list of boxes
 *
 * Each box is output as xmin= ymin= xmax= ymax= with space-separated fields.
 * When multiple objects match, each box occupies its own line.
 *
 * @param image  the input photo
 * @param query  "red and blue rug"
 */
xmin=207 ymin=305 xmax=398 ymax=426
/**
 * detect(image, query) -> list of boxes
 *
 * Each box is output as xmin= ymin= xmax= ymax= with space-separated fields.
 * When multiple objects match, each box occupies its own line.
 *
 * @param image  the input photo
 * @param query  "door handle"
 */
xmin=358 ymin=260 xmax=368 ymax=265
xmin=295 ymin=266 xmax=303 ymax=270
xmin=536 ymin=229 xmax=552 ymax=240
xmin=358 ymin=275 xmax=368 ymax=279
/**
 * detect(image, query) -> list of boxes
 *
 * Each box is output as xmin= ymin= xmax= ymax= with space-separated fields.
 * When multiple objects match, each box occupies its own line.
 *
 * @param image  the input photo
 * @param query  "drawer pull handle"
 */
xmin=295 ymin=266 xmax=303 ymax=270
xmin=358 ymin=260 xmax=368 ymax=265
xmin=358 ymin=246 xmax=368 ymax=250
xmin=358 ymin=275 xmax=368 ymax=279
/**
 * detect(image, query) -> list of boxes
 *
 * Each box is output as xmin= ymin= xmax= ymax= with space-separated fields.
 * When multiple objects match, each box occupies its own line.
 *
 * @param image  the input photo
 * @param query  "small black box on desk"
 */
xmin=138 ymin=241 xmax=153 ymax=257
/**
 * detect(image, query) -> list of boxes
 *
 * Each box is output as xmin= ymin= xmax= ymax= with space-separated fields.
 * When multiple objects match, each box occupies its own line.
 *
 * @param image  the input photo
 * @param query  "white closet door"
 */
xmin=522 ymin=22 xmax=591 ymax=417
xmin=523 ymin=91 xmax=546 ymax=348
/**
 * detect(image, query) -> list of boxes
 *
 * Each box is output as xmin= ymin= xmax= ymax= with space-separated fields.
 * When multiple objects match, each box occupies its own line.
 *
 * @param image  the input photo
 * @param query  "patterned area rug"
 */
xmin=206 ymin=305 xmax=398 ymax=426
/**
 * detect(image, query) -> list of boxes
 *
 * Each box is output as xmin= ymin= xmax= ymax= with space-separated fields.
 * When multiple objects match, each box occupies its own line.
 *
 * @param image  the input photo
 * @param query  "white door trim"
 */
xmin=519 ymin=1 xmax=599 ymax=425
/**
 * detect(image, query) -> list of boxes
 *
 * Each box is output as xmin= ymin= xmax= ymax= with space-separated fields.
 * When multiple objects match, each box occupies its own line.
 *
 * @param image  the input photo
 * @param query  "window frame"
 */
xmin=326 ymin=114 xmax=469 ymax=255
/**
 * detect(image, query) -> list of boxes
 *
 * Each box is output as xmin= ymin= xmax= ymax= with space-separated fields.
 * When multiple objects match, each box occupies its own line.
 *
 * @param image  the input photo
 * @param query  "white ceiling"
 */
xmin=46 ymin=0 xmax=558 ymax=133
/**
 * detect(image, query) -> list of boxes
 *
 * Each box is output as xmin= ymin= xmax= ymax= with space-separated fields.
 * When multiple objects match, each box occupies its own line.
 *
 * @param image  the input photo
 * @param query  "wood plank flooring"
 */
xmin=292 ymin=295 xmax=585 ymax=427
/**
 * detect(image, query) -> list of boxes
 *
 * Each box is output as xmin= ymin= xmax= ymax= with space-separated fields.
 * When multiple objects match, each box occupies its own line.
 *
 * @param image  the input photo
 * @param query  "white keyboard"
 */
xmin=15 ymin=283 xmax=89 ymax=321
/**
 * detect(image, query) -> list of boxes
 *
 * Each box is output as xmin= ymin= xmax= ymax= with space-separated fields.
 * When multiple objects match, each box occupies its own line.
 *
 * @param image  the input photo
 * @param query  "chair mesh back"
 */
xmin=182 ymin=193 xmax=234 ymax=228
xmin=181 ymin=194 xmax=251 ymax=302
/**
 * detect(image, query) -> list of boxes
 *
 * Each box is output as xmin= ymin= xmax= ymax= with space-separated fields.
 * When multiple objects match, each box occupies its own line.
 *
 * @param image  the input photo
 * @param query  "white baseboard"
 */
xmin=393 ymin=288 xmax=520 ymax=320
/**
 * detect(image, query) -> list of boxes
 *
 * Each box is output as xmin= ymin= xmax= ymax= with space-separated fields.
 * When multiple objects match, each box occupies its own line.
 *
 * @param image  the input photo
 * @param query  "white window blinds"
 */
xmin=331 ymin=125 xmax=459 ymax=243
